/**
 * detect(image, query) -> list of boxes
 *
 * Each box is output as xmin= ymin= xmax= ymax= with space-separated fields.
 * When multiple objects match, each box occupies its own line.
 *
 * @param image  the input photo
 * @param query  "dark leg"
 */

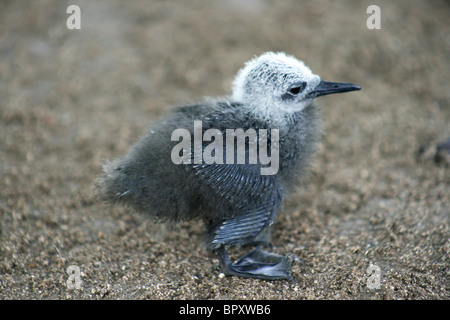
xmin=216 ymin=245 xmax=297 ymax=281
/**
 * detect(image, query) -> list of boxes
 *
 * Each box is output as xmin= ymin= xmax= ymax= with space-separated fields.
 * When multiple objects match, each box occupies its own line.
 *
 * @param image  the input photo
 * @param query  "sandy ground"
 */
xmin=0 ymin=0 xmax=448 ymax=300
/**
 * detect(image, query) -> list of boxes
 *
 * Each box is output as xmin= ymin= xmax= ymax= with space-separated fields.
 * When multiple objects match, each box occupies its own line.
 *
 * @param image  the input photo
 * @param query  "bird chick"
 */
xmin=97 ymin=52 xmax=360 ymax=280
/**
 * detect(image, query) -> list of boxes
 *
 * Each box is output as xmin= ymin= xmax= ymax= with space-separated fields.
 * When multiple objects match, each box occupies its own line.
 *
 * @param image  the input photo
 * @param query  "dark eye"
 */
xmin=287 ymin=82 xmax=307 ymax=95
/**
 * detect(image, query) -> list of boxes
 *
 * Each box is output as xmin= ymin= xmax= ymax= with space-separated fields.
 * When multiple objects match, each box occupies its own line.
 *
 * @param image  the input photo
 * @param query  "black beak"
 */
xmin=308 ymin=80 xmax=361 ymax=98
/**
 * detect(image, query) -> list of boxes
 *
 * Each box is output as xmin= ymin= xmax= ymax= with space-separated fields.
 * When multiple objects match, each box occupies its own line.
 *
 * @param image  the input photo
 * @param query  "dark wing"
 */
xmin=192 ymin=162 xmax=282 ymax=249
xmin=177 ymin=102 xmax=282 ymax=248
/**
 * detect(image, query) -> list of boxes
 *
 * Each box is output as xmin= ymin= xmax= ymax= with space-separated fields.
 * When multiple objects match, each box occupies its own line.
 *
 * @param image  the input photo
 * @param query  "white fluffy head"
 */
xmin=232 ymin=52 xmax=321 ymax=120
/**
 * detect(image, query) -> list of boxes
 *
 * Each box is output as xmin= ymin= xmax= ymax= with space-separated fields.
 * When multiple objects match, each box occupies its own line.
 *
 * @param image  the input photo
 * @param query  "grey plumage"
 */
xmin=97 ymin=52 xmax=360 ymax=280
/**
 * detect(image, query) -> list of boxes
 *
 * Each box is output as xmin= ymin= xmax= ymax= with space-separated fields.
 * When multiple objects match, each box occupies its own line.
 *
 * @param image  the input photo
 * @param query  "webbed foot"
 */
xmin=216 ymin=246 xmax=298 ymax=281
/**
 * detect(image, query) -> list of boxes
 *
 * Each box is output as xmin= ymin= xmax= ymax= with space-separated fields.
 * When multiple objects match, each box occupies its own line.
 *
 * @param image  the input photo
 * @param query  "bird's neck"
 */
xmin=274 ymin=102 xmax=321 ymax=183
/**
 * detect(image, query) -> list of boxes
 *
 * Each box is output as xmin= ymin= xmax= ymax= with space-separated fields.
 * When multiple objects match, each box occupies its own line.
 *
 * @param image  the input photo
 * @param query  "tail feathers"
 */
xmin=95 ymin=159 xmax=132 ymax=203
xmin=95 ymin=158 xmax=185 ymax=222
